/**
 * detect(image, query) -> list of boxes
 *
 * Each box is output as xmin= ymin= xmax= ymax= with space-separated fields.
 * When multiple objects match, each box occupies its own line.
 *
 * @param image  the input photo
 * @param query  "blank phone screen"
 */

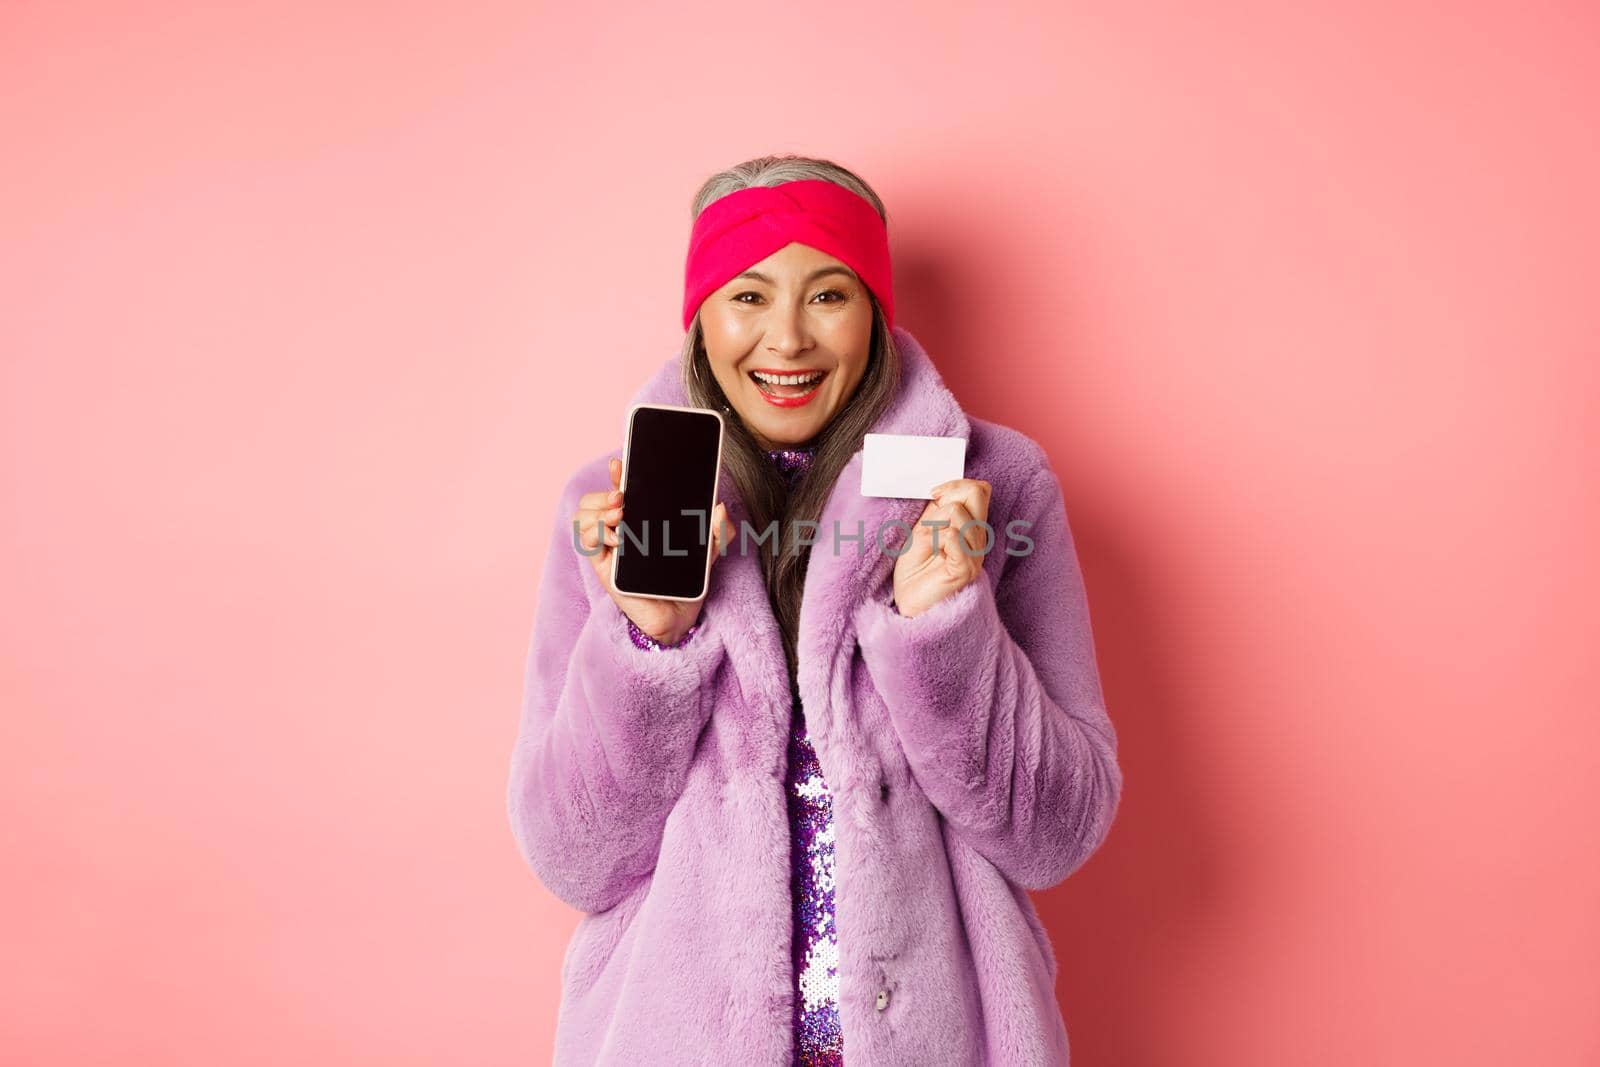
xmin=612 ymin=405 xmax=724 ymax=600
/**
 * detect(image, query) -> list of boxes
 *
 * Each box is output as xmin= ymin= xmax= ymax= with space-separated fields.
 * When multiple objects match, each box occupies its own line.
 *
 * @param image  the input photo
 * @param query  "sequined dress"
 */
xmin=624 ymin=443 xmax=843 ymax=1066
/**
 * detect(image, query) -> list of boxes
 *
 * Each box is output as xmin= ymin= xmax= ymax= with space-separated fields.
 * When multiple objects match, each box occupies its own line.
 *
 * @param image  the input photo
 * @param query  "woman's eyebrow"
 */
xmin=733 ymin=266 xmax=857 ymax=284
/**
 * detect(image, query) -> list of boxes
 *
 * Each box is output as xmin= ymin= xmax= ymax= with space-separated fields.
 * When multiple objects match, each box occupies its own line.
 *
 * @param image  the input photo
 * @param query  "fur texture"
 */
xmin=507 ymin=326 xmax=1123 ymax=1065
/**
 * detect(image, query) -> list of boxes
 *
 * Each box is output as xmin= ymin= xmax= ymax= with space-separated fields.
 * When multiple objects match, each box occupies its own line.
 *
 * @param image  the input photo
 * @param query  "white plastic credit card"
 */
xmin=860 ymin=433 xmax=967 ymax=499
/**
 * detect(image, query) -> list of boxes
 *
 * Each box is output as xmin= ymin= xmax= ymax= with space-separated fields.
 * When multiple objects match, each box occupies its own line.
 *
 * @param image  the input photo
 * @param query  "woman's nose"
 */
xmin=761 ymin=301 xmax=814 ymax=356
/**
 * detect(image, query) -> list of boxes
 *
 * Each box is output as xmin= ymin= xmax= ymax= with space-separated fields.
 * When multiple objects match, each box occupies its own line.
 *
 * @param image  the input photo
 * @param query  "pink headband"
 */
xmin=682 ymin=178 xmax=894 ymax=331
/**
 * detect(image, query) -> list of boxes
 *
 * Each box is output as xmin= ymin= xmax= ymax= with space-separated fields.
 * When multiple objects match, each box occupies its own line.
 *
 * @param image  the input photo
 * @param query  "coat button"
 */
xmin=875 ymin=989 xmax=890 ymax=1011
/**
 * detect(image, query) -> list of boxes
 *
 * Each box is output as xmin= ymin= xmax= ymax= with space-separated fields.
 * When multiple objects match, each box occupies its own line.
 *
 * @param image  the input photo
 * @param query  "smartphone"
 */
xmin=610 ymin=403 xmax=726 ymax=601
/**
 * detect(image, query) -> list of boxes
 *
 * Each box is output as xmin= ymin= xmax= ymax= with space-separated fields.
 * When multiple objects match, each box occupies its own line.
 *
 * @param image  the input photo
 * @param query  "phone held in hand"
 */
xmin=610 ymin=403 xmax=726 ymax=601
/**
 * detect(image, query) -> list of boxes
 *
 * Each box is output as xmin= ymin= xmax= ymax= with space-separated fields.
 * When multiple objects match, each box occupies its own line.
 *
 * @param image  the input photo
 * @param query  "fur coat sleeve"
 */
xmin=505 ymin=474 xmax=727 ymax=914
xmin=853 ymin=456 xmax=1122 ymax=892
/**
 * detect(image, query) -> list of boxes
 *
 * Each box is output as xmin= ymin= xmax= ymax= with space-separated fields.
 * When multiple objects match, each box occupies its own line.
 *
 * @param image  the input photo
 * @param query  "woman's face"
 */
xmin=698 ymin=241 xmax=874 ymax=451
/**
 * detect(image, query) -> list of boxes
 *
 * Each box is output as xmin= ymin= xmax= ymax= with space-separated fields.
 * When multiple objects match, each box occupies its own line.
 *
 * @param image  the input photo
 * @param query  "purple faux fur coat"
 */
xmin=507 ymin=326 xmax=1123 ymax=1065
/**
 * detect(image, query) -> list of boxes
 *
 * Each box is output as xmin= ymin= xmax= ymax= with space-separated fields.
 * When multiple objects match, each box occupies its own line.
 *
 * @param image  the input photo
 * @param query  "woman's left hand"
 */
xmin=891 ymin=478 xmax=993 ymax=618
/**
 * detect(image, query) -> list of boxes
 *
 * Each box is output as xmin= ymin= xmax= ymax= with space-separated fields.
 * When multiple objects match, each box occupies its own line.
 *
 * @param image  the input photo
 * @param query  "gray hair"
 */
xmin=680 ymin=154 xmax=902 ymax=690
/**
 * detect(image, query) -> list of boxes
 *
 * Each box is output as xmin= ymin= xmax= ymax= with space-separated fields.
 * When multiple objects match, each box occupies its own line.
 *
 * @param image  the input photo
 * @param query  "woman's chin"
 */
xmin=751 ymin=412 xmax=827 ymax=448
xmin=735 ymin=399 xmax=827 ymax=443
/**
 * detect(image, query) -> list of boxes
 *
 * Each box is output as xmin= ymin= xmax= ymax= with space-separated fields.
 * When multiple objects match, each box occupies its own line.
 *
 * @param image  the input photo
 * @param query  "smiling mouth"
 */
xmin=749 ymin=368 xmax=828 ymax=399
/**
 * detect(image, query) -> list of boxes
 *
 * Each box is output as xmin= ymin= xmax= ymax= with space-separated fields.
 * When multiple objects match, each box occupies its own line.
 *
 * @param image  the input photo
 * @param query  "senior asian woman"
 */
xmin=506 ymin=154 xmax=1123 ymax=1066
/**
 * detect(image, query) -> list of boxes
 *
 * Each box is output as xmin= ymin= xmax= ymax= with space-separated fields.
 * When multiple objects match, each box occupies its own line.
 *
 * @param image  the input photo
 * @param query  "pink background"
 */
xmin=4 ymin=2 xmax=1596 ymax=1064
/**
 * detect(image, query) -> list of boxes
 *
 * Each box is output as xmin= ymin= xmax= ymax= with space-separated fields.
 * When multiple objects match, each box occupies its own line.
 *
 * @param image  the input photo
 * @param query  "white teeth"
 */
xmin=752 ymin=370 xmax=825 ymax=385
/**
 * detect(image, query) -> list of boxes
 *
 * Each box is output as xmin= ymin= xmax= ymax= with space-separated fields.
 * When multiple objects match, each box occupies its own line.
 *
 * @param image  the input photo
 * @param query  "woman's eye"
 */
xmin=734 ymin=292 xmax=762 ymax=304
xmin=815 ymin=289 xmax=846 ymax=303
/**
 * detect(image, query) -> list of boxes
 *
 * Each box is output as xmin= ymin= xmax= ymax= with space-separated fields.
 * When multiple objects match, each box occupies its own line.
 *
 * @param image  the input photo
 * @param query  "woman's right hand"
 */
xmin=573 ymin=456 xmax=729 ymax=645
